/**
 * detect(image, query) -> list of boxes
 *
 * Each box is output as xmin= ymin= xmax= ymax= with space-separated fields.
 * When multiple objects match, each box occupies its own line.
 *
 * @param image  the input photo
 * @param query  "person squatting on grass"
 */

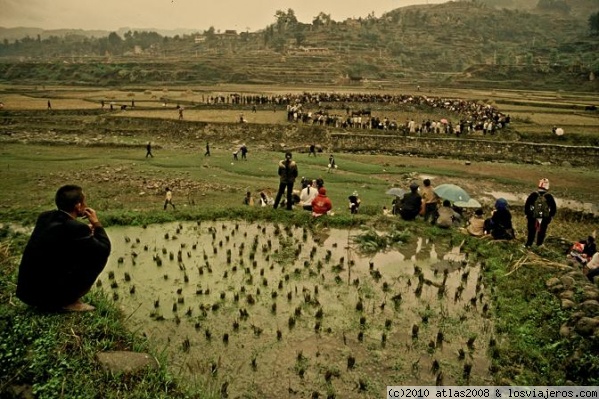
xmin=16 ymin=185 xmax=111 ymax=312
xmin=164 ymin=187 xmax=176 ymax=210
xmin=398 ymin=182 xmax=422 ymax=221
xmin=273 ymin=151 xmax=298 ymax=211
xmin=348 ymin=191 xmax=361 ymax=214
xmin=432 ymin=200 xmax=461 ymax=228
xmin=467 ymin=208 xmax=487 ymax=237
xmin=299 ymin=179 xmax=318 ymax=211
xmin=312 ymin=187 xmax=333 ymax=217
xmin=485 ymin=198 xmax=515 ymax=240
xmin=524 ymin=178 xmax=557 ymax=248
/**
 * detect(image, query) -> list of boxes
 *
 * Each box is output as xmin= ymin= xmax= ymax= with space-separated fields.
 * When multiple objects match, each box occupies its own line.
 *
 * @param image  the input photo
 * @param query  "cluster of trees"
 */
xmin=0 ymin=3 xmax=597 ymax=71
xmin=0 ymin=30 xmax=169 ymax=57
xmin=590 ymin=12 xmax=599 ymax=36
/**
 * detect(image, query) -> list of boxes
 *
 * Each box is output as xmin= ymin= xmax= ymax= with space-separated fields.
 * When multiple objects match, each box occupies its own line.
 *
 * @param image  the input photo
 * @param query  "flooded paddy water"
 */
xmin=100 ymin=221 xmax=494 ymax=398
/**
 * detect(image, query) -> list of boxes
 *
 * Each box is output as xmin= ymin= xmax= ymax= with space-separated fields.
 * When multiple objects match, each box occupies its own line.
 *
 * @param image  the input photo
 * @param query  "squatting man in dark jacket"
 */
xmin=16 ymin=185 xmax=111 ymax=312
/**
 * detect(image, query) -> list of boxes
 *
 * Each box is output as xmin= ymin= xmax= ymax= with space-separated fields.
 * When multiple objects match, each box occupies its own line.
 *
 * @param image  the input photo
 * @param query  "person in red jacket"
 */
xmin=312 ymin=187 xmax=332 ymax=217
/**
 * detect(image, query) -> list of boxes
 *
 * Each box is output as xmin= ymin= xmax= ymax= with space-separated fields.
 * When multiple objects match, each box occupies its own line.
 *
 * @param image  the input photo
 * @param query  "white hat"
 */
xmin=538 ymin=178 xmax=550 ymax=190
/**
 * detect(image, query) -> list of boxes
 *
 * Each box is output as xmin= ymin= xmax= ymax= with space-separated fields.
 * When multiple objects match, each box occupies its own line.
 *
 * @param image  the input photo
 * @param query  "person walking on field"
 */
xmin=309 ymin=144 xmax=317 ymax=157
xmin=327 ymin=154 xmax=336 ymax=173
xmin=146 ymin=142 xmax=154 ymax=158
xmin=524 ymin=178 xmax=557 ymax=248
xmin=273 ymin=151 xmax=298 ymax=210
xmin=164 ymin=187 xmax=176 ymax=210
xmin=16 ymin=185 xmax=111 ymax=312
xmin=205 ymin=142 xmax=211 ymax=157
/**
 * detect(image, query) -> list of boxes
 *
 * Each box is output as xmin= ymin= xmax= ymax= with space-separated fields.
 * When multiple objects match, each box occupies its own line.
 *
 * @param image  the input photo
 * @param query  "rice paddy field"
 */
xmin=1 ymin=82 xmax=598 ymax=397
xmin=101 ymin=221 xmax=491 ymax=397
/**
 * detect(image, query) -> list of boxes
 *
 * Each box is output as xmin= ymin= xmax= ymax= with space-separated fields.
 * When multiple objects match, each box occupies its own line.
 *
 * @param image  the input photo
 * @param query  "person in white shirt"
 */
xmin=585 ymin=252 xmax=599 ymax=282
xmin=299 ymin=180 xmax=318 ymax=211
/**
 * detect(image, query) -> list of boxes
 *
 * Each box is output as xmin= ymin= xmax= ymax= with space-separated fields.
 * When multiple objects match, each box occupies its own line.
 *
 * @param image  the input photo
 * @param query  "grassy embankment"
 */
xmin=1 ymin=139 xmax=599 ymax=397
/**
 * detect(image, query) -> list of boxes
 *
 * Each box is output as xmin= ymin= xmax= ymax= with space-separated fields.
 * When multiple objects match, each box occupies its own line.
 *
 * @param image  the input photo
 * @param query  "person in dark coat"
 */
xmin=524 ymin=178 xmax=557 ymax=248
xmin=146 ymin=142 xmax=154 ymax=158
xmin=485 ymin=198 xmax=515 ymax=240
xmin=16 ymin=185 xmax=111 ymax=311
xmin=348 ymin=191 xmax=361 ymax=214
xmin=240 ymin=144 xmax=248 ymax=160
xmin=273 ymin=151 xmax=298 ymax=210
xmin=399 ymin=182 xmax=422 ymax=221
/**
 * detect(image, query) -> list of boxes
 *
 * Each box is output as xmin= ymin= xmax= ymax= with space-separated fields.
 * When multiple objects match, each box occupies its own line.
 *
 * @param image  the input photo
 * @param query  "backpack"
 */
xmin=532 ymin=193 xmax=550 ymax=219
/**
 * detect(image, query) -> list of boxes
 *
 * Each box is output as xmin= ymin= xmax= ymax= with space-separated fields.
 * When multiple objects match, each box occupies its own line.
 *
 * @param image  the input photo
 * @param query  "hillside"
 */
xmin=0 ymin=1 xmax=597 ymax=90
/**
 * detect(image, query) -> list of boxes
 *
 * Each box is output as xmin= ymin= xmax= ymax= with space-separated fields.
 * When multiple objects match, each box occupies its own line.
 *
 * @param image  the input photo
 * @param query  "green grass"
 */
xmin=1 ymin=202 xmax=599 ymax=397
xmin=462 ymin=237 xmax=599 ymax=385
xmin=1 ymin=100 xmax=598 ymax=394
xmin=0 ymin=240 xmax=205 ymax=398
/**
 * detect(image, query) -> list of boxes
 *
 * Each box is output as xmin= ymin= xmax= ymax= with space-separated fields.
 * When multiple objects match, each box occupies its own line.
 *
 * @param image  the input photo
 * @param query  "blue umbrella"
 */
xmin=434 ymin=184 xmax=471 ymax=203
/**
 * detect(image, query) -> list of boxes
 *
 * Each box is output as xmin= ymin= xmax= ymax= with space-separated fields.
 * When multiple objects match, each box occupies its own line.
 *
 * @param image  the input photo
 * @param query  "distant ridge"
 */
xmin=0 ymin=27 xmax=201 ymax=42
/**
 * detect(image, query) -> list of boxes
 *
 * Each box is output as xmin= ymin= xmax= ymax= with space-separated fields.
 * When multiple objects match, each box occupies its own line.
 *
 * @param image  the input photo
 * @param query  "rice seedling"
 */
xmin=412 ymin=324 xmax=419 ymax=339
xmin=347 ymin=355 xmax=356 ymax=370
xmin=436 ymin=371 xmax=444 ymax=386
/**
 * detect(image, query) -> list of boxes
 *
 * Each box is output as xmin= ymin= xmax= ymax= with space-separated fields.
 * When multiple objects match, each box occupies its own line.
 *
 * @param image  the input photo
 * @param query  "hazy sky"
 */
xmin=0 ymin=0 xmax=445 ymax=32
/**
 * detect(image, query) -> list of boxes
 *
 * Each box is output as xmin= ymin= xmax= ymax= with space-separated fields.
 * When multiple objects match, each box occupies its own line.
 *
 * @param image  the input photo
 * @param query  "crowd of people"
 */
xmin=199 ymin=91 xmax=510 ymax=136
xmin=388 ymin=178 xmax=560 ymax=249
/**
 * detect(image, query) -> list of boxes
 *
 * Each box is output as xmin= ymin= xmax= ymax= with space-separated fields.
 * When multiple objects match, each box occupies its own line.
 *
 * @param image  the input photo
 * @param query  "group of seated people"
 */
xmin=390 ymin=180 xmax=515 ymax=240
xmin=244 ymin=177 xmax=358 ymax=218
xmin=568 ymin=235 xmax=599 ymax=282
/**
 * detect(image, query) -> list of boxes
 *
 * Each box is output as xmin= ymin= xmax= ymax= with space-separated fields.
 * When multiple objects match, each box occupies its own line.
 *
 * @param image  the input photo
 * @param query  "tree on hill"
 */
xmin=589 ymin=12 xmax=599 ymax=36
xmin=312 ymin=12 xmax=333 ymax=28
xmin=274 ymin=9 xmax=298 ymax=33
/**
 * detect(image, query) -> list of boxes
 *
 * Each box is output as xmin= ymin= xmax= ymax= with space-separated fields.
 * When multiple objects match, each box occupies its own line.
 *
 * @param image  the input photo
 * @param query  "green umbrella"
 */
xmin=434 ymin=184 xmax=471 ymax=203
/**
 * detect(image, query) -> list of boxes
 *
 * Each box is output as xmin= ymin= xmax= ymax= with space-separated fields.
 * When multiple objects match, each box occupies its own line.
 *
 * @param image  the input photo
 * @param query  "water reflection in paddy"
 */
xmin=100 ymin=221 xmax=492 ymax=397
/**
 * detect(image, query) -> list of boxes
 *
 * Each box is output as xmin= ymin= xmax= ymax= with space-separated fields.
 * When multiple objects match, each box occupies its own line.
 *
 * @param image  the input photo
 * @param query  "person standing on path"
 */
xmin=164 ymin=187 xmax=176 ymax=210
xmin=524 ymin=178 xmax=557 ymax=248
xmin=273 ymin=151 xmax=298 ymax=210
xmin=146 ymin=142 xmax=154 ymax=158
